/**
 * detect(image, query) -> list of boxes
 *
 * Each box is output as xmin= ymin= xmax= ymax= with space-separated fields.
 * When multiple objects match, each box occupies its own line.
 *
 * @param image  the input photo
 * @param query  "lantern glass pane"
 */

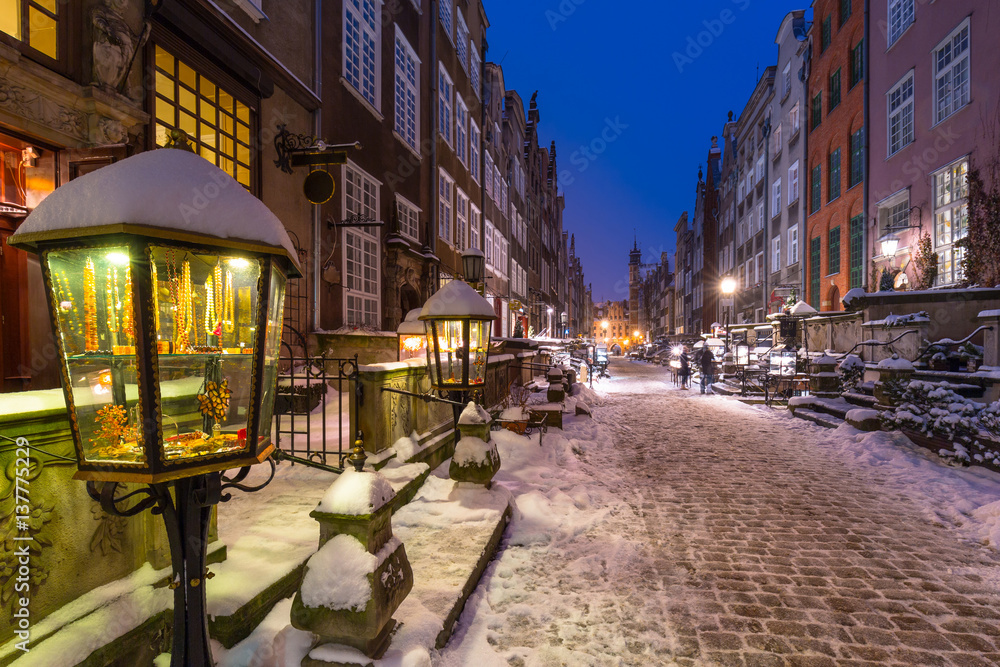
xmin=46 ymin=247 xmax=146 ymax=465
xmin=736 ymin=345 xmax=750 ymax=367
xmin=257 ymin=264 xmax=287 ymax=444
xmin=470 ymin=319 xmax=488 ymax=385
xmin=436 ymin=319 xmax=465 ymax=385
xmin=148 ymin=245 xmax=262 ymax=463
xmin=399 ymin=335 xmax=425 ymax=361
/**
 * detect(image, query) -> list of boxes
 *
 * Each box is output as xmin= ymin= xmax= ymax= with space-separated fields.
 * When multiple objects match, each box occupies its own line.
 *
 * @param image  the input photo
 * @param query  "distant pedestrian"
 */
xmin=679 ymin=350 xmax=690 ymax=390
xmin=699 ymin=348 xmax=715 ymax=394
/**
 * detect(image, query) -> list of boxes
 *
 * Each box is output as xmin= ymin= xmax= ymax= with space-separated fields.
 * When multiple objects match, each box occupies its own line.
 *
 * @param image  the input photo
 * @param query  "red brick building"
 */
xmin=806 ymin=0 xmax=866 ymax=310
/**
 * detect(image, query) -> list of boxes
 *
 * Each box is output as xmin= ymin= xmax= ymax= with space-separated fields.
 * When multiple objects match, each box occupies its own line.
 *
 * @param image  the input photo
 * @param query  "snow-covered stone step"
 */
xmin=843 ymin=391 xmax=880 ymax=408
xmin=793 ymin=408 xmax=844 ymax=429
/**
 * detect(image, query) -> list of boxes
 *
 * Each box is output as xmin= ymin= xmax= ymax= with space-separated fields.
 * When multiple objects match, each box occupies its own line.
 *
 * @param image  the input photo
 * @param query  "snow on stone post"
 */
xmin=546 ymin=366 xmax=566 ymax=403
xmin=874 ymin=354 xmax=915 ymax=407
xmin=979 ymin=310 xmax=1000 ymax=370
xmin=290 ymin=469 xmax=413 ymax=661
xmin=450 ymin=401 xmax=501 ymax=487
xmin=809 ymin=354 xmax=842 ymax=398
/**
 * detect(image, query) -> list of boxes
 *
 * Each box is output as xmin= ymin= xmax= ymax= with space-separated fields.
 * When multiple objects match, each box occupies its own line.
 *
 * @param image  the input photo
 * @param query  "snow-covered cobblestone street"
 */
xmin=437 ymin=359 xmax=1000 ymax=667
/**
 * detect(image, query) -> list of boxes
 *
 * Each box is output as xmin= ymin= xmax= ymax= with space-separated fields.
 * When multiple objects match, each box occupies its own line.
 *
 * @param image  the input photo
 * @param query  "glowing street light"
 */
xmin=721 ymin=276 xmax=737 ymax=295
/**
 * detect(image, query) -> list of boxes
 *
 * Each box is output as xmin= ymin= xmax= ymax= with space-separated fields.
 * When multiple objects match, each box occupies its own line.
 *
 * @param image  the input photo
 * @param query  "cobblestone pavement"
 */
xmin=600 ymin=359 xmax=1000 ymax=667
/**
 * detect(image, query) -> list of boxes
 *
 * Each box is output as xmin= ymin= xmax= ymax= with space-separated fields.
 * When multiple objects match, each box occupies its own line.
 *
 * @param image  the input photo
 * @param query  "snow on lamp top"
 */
xmin=877 ymin=353 xmax=915 ymax=370
xmin=315 ymin=469 xmax=396 ymax=516
xmin=396 ymin=308 xmax=426 ymax=335
xmin=419 ymin=279 xmax=497 ymax=321
xmin=9 ymin=148 xmax=300 ymax=273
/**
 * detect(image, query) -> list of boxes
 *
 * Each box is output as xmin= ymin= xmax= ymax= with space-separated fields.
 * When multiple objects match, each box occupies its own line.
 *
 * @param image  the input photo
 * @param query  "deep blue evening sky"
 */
xmin=485 ymin=0 xmax=810 ymax=302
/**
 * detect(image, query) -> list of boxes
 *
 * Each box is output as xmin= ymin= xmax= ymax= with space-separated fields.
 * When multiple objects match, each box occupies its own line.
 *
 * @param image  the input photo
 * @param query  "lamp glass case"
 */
xmin=150 ymin=245 xmax=262 ymax=464
xmin=735 ymin=344 xmax=750 ymax=367
xmin=46 ymin=246 xmax=146 ymax=465
xmin=427 ymin=319 xmax=490 ymax=388
xmin=769 ymin=350 xmax=797 ymax=377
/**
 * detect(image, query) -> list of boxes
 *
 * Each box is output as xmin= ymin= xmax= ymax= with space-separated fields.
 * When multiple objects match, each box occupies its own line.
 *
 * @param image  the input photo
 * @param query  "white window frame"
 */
xmin=772 ymin=121 xmax=782 ymax=154
xmin=470 ymin=41 xmax=481 ymax=98
xmin=876 ymin=189 xmax=911 ymax=238
xmin=757 ymin=203 xmax=765 ymax=232
xmin=484 ymin=219 xmax=495 ymax=268
xmin=455 ymin=98 xmax=468 ymax=166
xmin=788 ymin=161 xmax=800 ymax=204
xmin=393 ymin=27 xmax=420 ymax=153
xmin=756 ymin=155 xmax=765 ymax=183
xmin=469 ymin=203 xmax=481 ymax=250
xmin=887 ymin=71 xmax=914 ymax=157
xmin=456 ymin=12 xmax=469 ymax=72
xmin=484 ymin=152 xmax=494 ymax=199
xmin=788 ymin=224 xmax=799 ymax=265
xmin=470 ymin=124 xmax=481 ymax=183
xmin=790 ymin=103 xmax=800 ymax=134
xmin=438 ymin=64 xmax=453 ymax=146
xmin=455 ymin=187 xmax=469 ymax=250
xmin=933 ymin=18 xmax=970 ymax=125
xmin=438 ymin=168 xmax=454 ymax=244
xmin=772 ymin=178 xmax=782 ymax=215
xmin=772 ymin=236 xmax=781 ymax=272
xmin=755 ymin=252 xmax=764 ymax=284
xmin=888 ymin=0 xmax=914 ymax=48
xmin=344 ymin=0 xmax=382 ymax=112
xmin=933 ymin=158 xmax=969 ymax=285
xmin=439 ymin=0 xmax=453 ymax=42
xmin=343 ymin=162 xmax=381 ymax=327
xmin=395 ymin=193 xmax=420 ymax=242
xmin=782 ymin=62 xmax=791 ymax=98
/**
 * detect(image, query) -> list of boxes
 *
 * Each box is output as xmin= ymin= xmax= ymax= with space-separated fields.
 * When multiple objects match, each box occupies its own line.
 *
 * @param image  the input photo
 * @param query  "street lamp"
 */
xmin=7 ymin=147 xmax=300 ymax=667
xmin=462 ymin=247 xmax=486 ymax=295
xmin=879 ymin=231 xmax=900 ymax=258
xmin=420 ymin=279 xmax=497 ymax=395
xmin=397 ymin=308 xmax=426 ymax=361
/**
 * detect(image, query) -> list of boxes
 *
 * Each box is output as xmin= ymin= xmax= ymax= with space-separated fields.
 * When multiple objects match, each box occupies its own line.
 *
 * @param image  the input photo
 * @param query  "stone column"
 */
xmin=874 ymin=354 xmax=915 ymax=407
xmin=978 ymin=310 xmax=1000 ymax=369
xmin=809 ymin=354 xmax=841 ymax=398
xmin=450 ymin=402 xmax=501 ymax=486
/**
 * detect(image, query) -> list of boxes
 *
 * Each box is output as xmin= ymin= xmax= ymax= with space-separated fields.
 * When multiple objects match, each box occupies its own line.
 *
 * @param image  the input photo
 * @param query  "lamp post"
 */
xmin=721 ymin=276 xmax=737 ymax=352
xmin=419 ymin=279 xmax=497 ymax=441
xmin=7 ymin=148 xmax=299 ymax=667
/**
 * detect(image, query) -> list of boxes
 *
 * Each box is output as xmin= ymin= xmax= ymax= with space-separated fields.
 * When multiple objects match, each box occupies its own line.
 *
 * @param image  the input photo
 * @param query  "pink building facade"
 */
xmin=867 ymin=0 xmax=1000 ymax=288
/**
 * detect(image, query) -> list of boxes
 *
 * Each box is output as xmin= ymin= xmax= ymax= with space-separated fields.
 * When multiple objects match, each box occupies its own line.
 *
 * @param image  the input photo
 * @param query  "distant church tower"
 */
xmin=628 ymin=237 xmax=641 ymax=334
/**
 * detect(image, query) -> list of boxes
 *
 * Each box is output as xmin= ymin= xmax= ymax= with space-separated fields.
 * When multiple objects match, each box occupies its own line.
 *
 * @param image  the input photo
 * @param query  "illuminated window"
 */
xmin=0 ymin=0 xmax=59 ymax=59
xmin=153 ymin=45 xmax=254 ymax=189
xmin=345 ymin=163 xmax=381 ymax=326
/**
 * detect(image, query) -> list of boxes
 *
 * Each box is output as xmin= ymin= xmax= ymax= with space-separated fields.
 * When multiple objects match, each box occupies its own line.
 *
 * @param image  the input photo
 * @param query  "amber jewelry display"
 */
xmin=84 ymin=257 xmax=98 ymax=351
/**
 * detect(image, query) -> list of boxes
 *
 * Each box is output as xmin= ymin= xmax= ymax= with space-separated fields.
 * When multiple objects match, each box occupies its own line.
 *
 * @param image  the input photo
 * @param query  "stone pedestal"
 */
xmin=546 ymin=367 xmax=565 ymax=403
xmin=979 ymin=310 xmax=1000 ymax=369
xmin=809 ymin=354 xmax=841 ymax=398
xmin=874 ymin=354 xmax=915 ymax=407
xmin=722 ymin=352 xmax=735 ymax=377
xmin=450 ymin=402 xmax=501 ymax=486
xmin=290 ymin=470 xmax=413 ymax=661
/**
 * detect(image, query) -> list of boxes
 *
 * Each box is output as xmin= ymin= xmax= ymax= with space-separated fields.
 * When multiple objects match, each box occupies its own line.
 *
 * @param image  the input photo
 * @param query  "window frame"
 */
xmin=828 ymin=148 xmax=841 ymax=202
xmin=438 ymin=63 xmax=453 ymax=147
xmin=343 ymin=161 xmax=382 ymax=328
xmin=811 ymin=92 xmax=822 ymax=131
xmin=393 ymin=26 xmax=420 ymax=153
xmin=395 ymin=193 xmax=421 ymax=242
xmin=810 ymin=164 xmax=822 ymax=214
xmin=788 ymin=224 xmax=800 ymax=266
xmin=828 ymin=226 xmax=841 ymax=276
xmin=788 ymin=160 xmax=800 ymax=204
xmin=932 ymin=17 xmax=971 ymax=125
xmin=0 ymin=0 xmax=64 ymax=68
xmin=829 ymin=68 xmax=842 ymax=110
xmin=343 ymin=0 xmax=382 ymax=113
xmin=887 ymin=70 xmax=915 ymax=157
xmin=438 ymin=167 xmax=454 ymax=244
xmin=932 ymin=157 xmax=969 ymax=285
xmin=887 ymin=0 xmax=914 ymax=48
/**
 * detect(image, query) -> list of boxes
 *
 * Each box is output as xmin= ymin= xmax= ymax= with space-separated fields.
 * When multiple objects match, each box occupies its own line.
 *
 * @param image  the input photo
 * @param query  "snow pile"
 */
xmin=301 ymin=535 xmax=382 ymax=611
xmin=839 ymin=354 xmax=865 ymax=371
xmin=499 ymin=407 xmax=527 ymax=421
xmin=841 ymin=287 xmax=866 ymax=307
xmin=458 ymin=401 xmax=491 ymax=425
xmin=877 ymin=354 xmax=914 ymax=370
xmin=846 ymin=408 xmax=881 ymax=422
xmin=316 ymin=469 xmax=396 ymax=515
xmin=453 ymin=436 xmax=498 ymax=466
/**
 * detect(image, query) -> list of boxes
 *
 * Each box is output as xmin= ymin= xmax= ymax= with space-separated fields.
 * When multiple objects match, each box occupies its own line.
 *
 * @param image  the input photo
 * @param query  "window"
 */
xmin=790 ymin=103 xmax=800 ymax=134
xmin=154 ymin=45 xmax=254 ymax=189
xmin=887 ymin=72 xmax=914 ymax=156
xmin=438 ymin=65 xmax=453 ymax=145
xmin=493 ymin=164 xmax=502 ymax=205
xmin=888 ymin=0 xmax=914 ymax=47
xmin=772 ymin=121 xmax=782 ymax=154
xmin=344 ymin=164 xmax=380 ymax=327
xmin=849 ymin=128 xmax=864 ymax=188
xmin=829 ymin=148 xmax=841 ymax=201
xmin=484 ymin=152 xmax=493 ymax=198
xmin=755 ymin=252 xmax=763 ymax=284
xmin=810 ymin=237 xmax=821 ymax=309
xmin=1 ymin=0 xmax=59 ymax=59
xmin=840 ymin=0 xmax=852 ymax=26
xmin=394 ymin=29 xmax=419 ymax=152
xmin=850 ymin=40 xmax=864 ymax=89
xmin=828 ymin=226 xmax=841 ymax=275
xmin=811 ymin=92 xmax=822 ymax=131
xmin=811 ymin=165 xmax=822 ymax=213
xmin=788 ymin=224 xmax=800 ymax=266
xmin=933 ymin=19 xmax=970 ymax=124
xmin=772 ymin=237 xmax=782 ymax=273
xmin=757 ymin=203 xmax=764 ymax=232
xmin=782 ymin=62 xmax=791 ymax=99
xmin=933 ymin=158 xmax=969 ymax=285
xmin=396 ymin=194 xmax=420 ymax=242
xmin=439 ymin=0 xmax=452 ymax=39
xmin=484 ymin=219 xmax=494 ymax=267
xmin=756 ymin=155 xmax=765 ymax=183
xmin=772 ymin=178 xmax=782 ymax=214
xmin=438 ymin=168 xmax=453 ymax=243
xmin=878 ymin=190 xmax=910 ymax=235
xmin=829 ymin=69 xmax=842 ymax=110
xmin=849 ymin=214 xmax=864 ymax=289
xmin=470 ymin=41 xmax=481 ymax=98
xmin=821 ymin=15 xmax=832 ymax=52
xmin=470 ymin=203 xmax=481 ymax=250
xmin=455 ymin=99 xmax=468 ymax=166
xmin=788 ymin=161 xmax=800 ymax=203
xmin=470 ymin=124 xmax=480 ymax=182
xmin=344 ymin=0 xmax=380 ymax=110
xmin=455 ymin=188 xmax=468 ymax=250
xmin=456 ymin=12 xmax=469 ymax=71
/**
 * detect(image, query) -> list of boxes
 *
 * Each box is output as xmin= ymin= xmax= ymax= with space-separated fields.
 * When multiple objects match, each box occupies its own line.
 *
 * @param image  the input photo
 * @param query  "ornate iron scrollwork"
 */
xmin=273 ymin=124 xmax=323 ymax=174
